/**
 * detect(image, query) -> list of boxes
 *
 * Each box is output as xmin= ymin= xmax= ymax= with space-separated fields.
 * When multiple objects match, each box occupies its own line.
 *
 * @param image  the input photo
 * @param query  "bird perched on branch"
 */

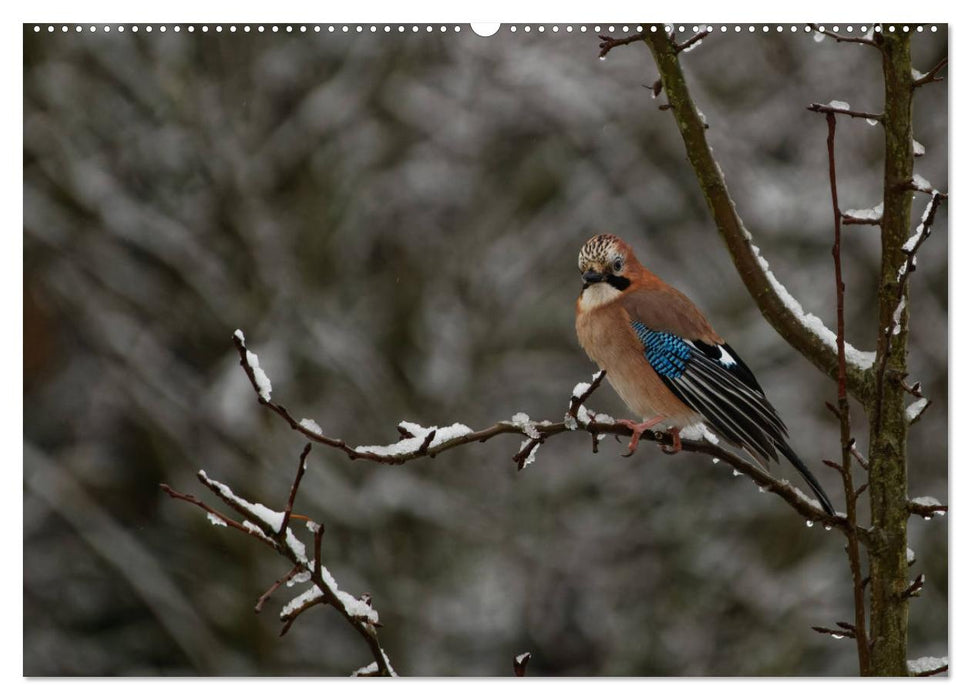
xmin=574 ymin=233 xmax=835 ymax=515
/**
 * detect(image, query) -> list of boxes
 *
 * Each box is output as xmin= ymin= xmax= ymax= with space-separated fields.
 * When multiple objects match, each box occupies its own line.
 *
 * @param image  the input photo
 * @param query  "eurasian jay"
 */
xmin=575 ymin=233 xmax=835 ymax=516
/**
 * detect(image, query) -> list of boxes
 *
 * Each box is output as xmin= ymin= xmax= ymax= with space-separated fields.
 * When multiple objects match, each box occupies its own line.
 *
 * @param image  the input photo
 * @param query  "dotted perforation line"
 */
xmin=31 ymin=23 xmax=940 ymax=34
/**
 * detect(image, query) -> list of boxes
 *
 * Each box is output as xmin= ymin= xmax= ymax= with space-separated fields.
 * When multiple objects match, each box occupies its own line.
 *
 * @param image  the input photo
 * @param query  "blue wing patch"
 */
xmin=630 ymin=321 xmax=691 ymax=378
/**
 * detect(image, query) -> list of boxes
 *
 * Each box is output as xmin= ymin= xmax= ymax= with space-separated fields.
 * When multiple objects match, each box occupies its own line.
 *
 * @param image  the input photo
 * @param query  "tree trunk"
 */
xmin=866 ymin=29 xmax=916 ymax=677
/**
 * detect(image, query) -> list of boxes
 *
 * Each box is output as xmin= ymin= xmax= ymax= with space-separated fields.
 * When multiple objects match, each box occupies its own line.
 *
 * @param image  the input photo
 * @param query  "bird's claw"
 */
xmin=616 ymin=417 xmax=664 ymax=458
xmin=660 ymin=427 xmax=682 ymax=455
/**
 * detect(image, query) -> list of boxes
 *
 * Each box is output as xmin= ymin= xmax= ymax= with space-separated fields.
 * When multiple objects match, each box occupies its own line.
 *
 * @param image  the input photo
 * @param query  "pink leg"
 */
xmin=662 ymin=427 xmax=682 ymax=455
xmin=616 ymin=416 xmax=665 ymax=457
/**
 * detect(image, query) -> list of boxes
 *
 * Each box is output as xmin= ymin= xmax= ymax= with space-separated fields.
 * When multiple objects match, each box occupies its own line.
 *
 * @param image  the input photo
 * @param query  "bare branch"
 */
xmin=279 ymin=443 xmax=312 ymax=536
xmin=812 ymin=625 xmax=856 ymax=639
xmin=255 ymin=565 xmax=301 ymax=614
xmin=809 ymin=25 xmax=878 ymax=47
xmin=900 ymin=573 xmax=924 ymax=599
xmin=913 ymin=57 xmax=948 ymax=88
xmin=598 ymin=32 xmax=646 ymax=58
xmin=675 ymin=29 xmax=709 ymax=54
xmin=821 ymin=108 xmax=870 ymax=673
xmin=808 ymin=102 xmax=883 ymax=122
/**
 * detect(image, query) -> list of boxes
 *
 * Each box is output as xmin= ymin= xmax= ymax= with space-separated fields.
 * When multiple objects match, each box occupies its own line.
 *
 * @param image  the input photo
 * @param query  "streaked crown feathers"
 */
xmin=578 ymin=233 xmax=633 ymax=271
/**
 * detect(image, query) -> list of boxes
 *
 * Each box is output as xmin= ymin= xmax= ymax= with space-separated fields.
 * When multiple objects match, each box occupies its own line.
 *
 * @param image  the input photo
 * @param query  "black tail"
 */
xmin=778 ymin=443 xmax=836 ymax=516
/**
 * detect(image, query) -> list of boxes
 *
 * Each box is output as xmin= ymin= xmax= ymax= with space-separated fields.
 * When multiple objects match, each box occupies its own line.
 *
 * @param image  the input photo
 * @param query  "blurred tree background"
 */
xmin=23 ymin=23 xmax=947 ymax=676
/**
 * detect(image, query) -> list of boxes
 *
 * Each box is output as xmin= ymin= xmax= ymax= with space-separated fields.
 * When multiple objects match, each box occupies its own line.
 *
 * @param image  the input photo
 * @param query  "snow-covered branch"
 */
xmin=161 ymin=444 xmax=396 ymax=676
xmin=907 ymin=496 xmax=947 ymax=519
xmin=631 ymin=29 xmax=875 ymax=402
xmin=233 ymin=331 xmax=866 ymax=538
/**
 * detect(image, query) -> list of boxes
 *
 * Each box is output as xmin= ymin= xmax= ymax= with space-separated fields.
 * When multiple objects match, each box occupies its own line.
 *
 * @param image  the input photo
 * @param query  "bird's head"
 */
xmin=577 ymin=233 xmax=635 ymax=292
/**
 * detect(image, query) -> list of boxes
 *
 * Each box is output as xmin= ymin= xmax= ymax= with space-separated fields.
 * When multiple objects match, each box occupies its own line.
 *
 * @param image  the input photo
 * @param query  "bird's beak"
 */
xmin=582 ymin=270 xmax=604 ymax=284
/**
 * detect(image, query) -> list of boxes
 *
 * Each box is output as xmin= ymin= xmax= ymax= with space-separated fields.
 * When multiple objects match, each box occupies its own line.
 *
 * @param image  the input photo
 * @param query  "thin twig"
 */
xmin=279 ymin=443 xmax=312 ymax=536
xmin=598 ymin=32 xmax=646 ymax=58
xmin=913 ymin=57 xmax=948 ymax=88
xmin=809 ymin=25 xmax=878 ymax=47
xmin=255 ymin=565 xmax=301 ymax=614
xmin=901 ymin=573 xmax=924 ymax=599
xmin=812 ymin=625 xmax=857 ymax=639
xmin=823 ymin=109 xmax=871 ymax=674
xmin=808 ymin=103 xmax=884 ymax=123
xmin=675 ymin=29 xmax=709 ymax=54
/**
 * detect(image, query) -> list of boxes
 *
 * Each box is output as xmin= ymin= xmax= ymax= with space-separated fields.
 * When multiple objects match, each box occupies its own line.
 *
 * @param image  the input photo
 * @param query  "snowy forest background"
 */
xmin=23 ymin=24 xmax=947 ymax=675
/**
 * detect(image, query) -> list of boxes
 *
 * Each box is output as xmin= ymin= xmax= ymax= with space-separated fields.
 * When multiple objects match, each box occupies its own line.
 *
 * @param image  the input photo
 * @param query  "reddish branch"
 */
xmin=808 ymin=102 xmax=884 ymax=123
xmin=255 ymin=565 xmax=301 ymax=613
xmin=822 ymin=109 xmax=871 ymax=674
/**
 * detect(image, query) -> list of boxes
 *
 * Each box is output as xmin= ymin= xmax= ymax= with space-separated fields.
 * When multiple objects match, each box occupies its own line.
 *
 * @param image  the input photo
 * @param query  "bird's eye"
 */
xmin=612 ymin=259 xmax=623 ymax=272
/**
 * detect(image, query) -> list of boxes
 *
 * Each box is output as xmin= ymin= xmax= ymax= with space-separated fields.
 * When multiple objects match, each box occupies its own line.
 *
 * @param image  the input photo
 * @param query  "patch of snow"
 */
xmin=912 ymin=173 xmax=932 ymax=191
xmin=515 ymin=652 xmax=531 ymax=664
xmin=905 ymin=398 xmax=928 ymax=423
xmin=891 ymin=298 xmax=906 ymax=336
xmin=902 ymin=232 xmax=922 ymax=253
xmin=907 ymin=656 xmax=947 ymax=674
xmin=282 ymin=585 xmax=325 ymax=617
xmin=843 ymin=202 xmax=883 ymax=220
xmin=246 ymin=350 xmax=273 ymax=401
xmin=571 ymin=382 xmax=591 ymax=399
xmin=519 ymin=439 xmax=540 ymax=469
xmin=913 ymin=140 xmax=925 ymax=157
xmin=680 ymin=423 xmax=720 ymax=444
xmin=576 ymin=404 xmax=591 ymax=427
xmin=233 ymin=329 xmax=245 ymax=343
xmin=827 ymin=99 xmax=850 ymax=111
xmin=352 ymin=662 xmax=379 ymax=677
xmin=910 ymin=495 xmax=941 ymax=508
xmin=355 ymin=421 xmax=472 ymax=456
xmin=200 ymin=471 xmax=285 ymax=531
xmin=683 ymin=38 xmax=702 ymax=53
xmin=510 ymin=412 xmax=541 ymax=439
xmin=207 ymin=512 xmax=228 ymax=527
xmin=907 ymin=547 xmax=916 ymax=564
xmin=299 ymin=418 xmax=323 ymax=436
xmin=750 ymin=244 xmax=875 ymax=370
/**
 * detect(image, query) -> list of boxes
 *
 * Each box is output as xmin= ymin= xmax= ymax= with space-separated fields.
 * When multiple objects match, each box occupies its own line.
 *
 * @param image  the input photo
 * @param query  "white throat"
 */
xmin=578 ymin=282 xmax=622 ymax=312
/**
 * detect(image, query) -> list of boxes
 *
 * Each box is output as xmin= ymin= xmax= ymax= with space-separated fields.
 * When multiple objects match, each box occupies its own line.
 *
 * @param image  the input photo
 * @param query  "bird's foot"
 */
xmin=661 ymin=427 xmax=682 ymax=455
xmin=616 ymin=416 xmax=665 ymax=457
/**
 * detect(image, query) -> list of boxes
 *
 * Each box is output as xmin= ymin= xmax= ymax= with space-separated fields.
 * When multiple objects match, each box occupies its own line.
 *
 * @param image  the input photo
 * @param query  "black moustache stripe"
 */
xmin=606 ymin=274 xmax=630 ymax=291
